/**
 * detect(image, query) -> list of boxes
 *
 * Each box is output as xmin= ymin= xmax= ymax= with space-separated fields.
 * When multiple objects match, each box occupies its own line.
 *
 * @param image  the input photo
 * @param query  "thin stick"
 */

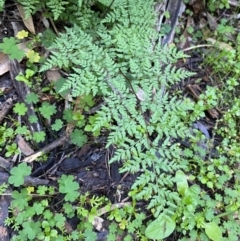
xmin=0 ymin=97 xmax=14 ymax=123
xmin=183 ymin=44 xmax=213 ymax=52
xmin=22 ymin=135 xmax=69 ymax=163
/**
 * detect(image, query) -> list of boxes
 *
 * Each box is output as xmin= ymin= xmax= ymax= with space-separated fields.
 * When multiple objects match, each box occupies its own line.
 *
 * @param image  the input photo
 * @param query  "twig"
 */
xmin=0 ymin=156 xmax=12 ymax=172
xmin=183 ymin=44 xmax=213 ymax=52
xmin=22 ymin=134 xmax=69 ymax=163
xmin=102 ymin=0 xmax=116 ymax=18
xmin=96 ymin=202 xmax=132 ymax=216
xmin=0 ymin=97 xmax=14 ymax=123
xmin=49 ymin=17 xmax=59 ymax=36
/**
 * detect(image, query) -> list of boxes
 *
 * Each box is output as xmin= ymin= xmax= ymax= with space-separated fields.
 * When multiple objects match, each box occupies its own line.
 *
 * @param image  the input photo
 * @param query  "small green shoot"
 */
xmin=5 ymin=143 xmax=20 ymax=157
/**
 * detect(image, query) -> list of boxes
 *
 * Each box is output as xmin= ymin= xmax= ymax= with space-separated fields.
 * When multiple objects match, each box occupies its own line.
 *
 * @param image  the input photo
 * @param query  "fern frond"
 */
xmin=41 ymin=0 xmax=197 ymax=217
xmin=46 ymin=0 xmax=68 ymax=20
xmin=17 ymin=0 xmax=40 ymax=17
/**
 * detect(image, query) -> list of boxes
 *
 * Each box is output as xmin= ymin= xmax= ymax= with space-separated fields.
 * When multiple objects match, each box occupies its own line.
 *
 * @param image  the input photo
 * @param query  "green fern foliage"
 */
xmin=12 ymin=0 xmax=94 ymax=21
xmin=41 ymin=0 xmax=195 ymax=219
xmin=1 ymin=0 xmax=238 ymax=240
xmin=0 ymin=0 xmax=4 ymax=11
xmin=16 ymin=0 xmax=41 ymax=17
xmin=46 ymin=0 xmax=69 ymax=20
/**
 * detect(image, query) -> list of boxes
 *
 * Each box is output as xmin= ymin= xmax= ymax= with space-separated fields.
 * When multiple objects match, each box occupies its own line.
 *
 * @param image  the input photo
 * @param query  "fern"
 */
xmin=1 ymin=0 xmax=238 ymax=240
xmin=40 ymin=0 xmax=197 ymax=218
xmin=16 ymin=0 xmax=41 ymax=17
xmin=46 ymin=0 xmax=69 ymax=20
xmin=38 ymin=0 xmax=219 ymax=236
xmin=2 ymin=0 xmax=92 ymax=23
xmin=0 ymin=0 xmax=4 ymax=11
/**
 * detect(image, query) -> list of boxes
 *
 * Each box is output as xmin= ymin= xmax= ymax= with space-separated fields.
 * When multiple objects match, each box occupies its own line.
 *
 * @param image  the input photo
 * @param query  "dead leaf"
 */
xmin=17 ymin=4 xmax=36 ymax=34
xmin=136 ymin=88 xmax=145 ymax=101
xmin=64 ymin=221 xmax=73 ymax=234
xmin=42 ymin=17 xmax=50 ymax=29
xmin=0 ymin=53 xmax=10 ymax=75
xmin=18 ymin=41 xmax=31 ymax=53
xmin=16 ymin=135 xmax=34 ymax=156
xmin=189 ymin=0 xmax=205 ymax=16
xmin=206 ymin=13 xmax=218 ymax=31
xmin=46 ymin=70 xmax=61 ymax=83
xmin=46 ymin=70 xmax=71 ymax=101
xmin=0 ymin=98 xmax=14 ymax=122
xmin=206 ymin=38 xmax=233 ymax=51
xmin=229 ymin=0 xmax=240 ymax=7
xmin=92 ymin=216 xmax=104 ymax=231
xmin=207 ymin=109 xmax=220 ymax=119
xmin=178 ymin=16 xmax=194 ymax=49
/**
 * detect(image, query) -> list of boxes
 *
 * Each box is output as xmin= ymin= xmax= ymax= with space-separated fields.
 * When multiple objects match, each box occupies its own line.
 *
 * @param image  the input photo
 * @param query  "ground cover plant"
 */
xmin=0 ymin=0 xmax=239 ymax=240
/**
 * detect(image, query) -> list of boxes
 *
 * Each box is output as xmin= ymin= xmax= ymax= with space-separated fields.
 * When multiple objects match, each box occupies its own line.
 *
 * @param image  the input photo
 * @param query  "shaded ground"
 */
xmin=0 ymin=0 xmax=239 ymax=240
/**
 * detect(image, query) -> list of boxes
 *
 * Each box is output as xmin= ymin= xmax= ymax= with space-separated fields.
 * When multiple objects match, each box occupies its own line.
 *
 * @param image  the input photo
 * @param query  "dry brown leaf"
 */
xmin=206 ymin=38 xmax=233 ymax=51
xmin=0 ymin=53 xmax=10 ymax=75
xmin=46 ymin=70 xmax=72 ymax=101
xmin=207 ymin=109 xmax=220 ymax=119
xmin=17 ymin=4 xmax=36 ymax=34
xmin=229 ymin=0 xmax=240 ymax=7
xmin=189 ymin=0 xmax=205 ymax=16
xmin=206 ymin=12 xmax=218 ymax=31
xmin=178 ymin=16 xmax=194 ymax=49
xmin=18 ymin=41 xmax=31 ymax=53
xmin=46 ymin=69 xmax=61 ymax=83
xmin=16 ymin=135 xmax=34 ymax=156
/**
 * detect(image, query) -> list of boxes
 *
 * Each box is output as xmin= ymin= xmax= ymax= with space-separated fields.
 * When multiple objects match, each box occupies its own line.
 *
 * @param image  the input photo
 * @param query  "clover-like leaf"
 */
xmin=54 ymin=213 xmax=66 ymax=228
xmin=11 ymin=189 xmax=31 ymax=210
xmin=26 ymin=50 xmax=40 ymax=63
xmin=33 ymin=131 xmax=46 ymax=143
xmin=58 ymin=174 xmax=79 ymax=202
xmin=37 ymin=185 xmax=48 ymax=195
xmin=22 ymin=221 xmax=41 ymax=240
xmin=25 ymin=92 xmax=39 ymax=104
xmin=29 ymin=115 xmax=38 ymax=123
xmin=15 ymin=126 xmax=29 ymax=135
xmin=0 ymin=37 xmax=25 ymax=60
xmin=63 ymin=202 xmax=75 ymax=218
xmin=83 ymin=227 xmax=97 ymax=241
xmin=13 ymin=103 xmax=28 ymax=116
xmin=39 ymin=102 xmax=57 ymax=119
xmin=33 ymin=202 xmax=45 ymax=215
xmin=51 ymin=119 xmax=63 ymax=131
xmin=8 ymin=163 xmax=31 ymax=187
xmin=70 ymin=129 xmax=87 ymax=147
